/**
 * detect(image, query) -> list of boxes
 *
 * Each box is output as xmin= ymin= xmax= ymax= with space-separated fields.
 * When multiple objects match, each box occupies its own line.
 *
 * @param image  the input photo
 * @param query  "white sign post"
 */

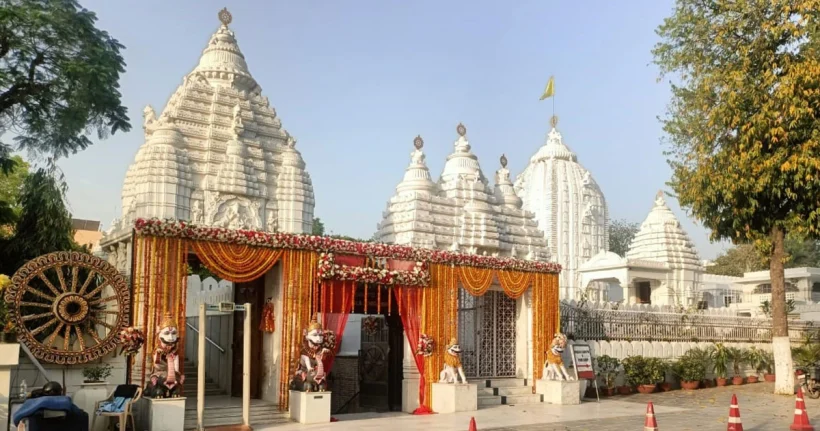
xmin=570 ymin=343 xmax=599 ymax=402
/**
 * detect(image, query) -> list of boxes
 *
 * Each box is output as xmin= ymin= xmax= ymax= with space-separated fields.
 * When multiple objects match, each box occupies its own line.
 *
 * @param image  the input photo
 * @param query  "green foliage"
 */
xmin=672 ymin=355 xmax=707 ymax=382
xmin=792 ymin=344 xmax=820 ymax=369
xmin=727 ymin=347 xmax=747 ymax=377
xmin=710 ymin=343 xmax=730 ymax=379
xmin=762 ymin=350 xmax=775 ymax=374
xmin=760 ymin=299 xmax=796 ymax=317
xmin=622 ymin=356 xmax=666 ymax=386
xmin=746 ymin=347 xmax=767 ymax=375
xmin=0 ymin=168 xmax=79 ymax=275
xmin=0 ymin=0 xmax=131 ymax=168
xmin=708 ymin=240 xmax=820 ymax=277
xmin=608 ymin=219 xmax=639 ymax=257
xmin=594 ymin=355 xmax=621 ymax=389
xmin=312 ymin=217 xmax=325 ymax=236
xmin=82 ymin=363 xmax=112 ymax=382
xmin=0 ymin=155 xmax=28 ymax=227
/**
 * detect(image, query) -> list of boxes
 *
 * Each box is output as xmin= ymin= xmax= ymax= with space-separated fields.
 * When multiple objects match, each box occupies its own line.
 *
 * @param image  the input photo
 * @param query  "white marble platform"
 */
xmin=536 ymin=379 xmax=581 ymax=405
xmin=289 ymin=391 xmax=331 ymax=424
xmin=431 ymin=383 xmax=477 ymax=414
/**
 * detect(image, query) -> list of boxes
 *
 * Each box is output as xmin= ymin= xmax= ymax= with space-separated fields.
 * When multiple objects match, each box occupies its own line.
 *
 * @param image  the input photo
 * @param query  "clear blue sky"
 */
xmin=58 ymin=0 xmax=730 ymax=259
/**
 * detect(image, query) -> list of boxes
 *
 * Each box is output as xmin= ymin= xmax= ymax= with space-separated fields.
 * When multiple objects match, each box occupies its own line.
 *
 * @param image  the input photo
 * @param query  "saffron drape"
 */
xmin=394 ymin=287 xmax=433 ymax=414
xmin=320 ymin=280 xmax=355 ymax=373
xmin=192 ymin=241 xmax=283 ymax=283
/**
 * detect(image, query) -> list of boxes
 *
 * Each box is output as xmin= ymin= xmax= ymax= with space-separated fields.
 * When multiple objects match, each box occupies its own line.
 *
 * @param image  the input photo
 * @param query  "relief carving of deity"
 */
xmin=191 ymin=200 xmax=203 ymax=224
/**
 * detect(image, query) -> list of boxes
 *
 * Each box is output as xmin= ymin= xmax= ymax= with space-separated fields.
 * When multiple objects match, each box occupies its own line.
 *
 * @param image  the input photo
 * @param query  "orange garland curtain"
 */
xmin=132 ymin=235 xmax=188 ymax=389
xmin=192 ymin=241 xmax=283 ymax=283
xmin=421 ymin=264 xmax=458 ymax=411
xmin=497 ymin=270 xmax=532 ymax=299
xmin=457 ymin=266 xmax=494 ymax=296
xmin=531 ymin=272 xmax=560 ymax=392
xmin=278 ymin=250 xmax=318 ymax=411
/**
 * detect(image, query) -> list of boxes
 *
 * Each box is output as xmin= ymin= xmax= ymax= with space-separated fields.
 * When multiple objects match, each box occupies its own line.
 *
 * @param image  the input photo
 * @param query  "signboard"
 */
xmin=570 ymin=343 xmax=595 ymax=380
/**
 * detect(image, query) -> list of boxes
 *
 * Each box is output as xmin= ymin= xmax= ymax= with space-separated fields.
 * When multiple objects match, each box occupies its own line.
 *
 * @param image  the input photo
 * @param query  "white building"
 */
xmin=101 ymin=11 xmax=315 ymax=271
xmin=579 ymin=191 xmax=703 ymax=307
xmin=514 ymin=117 xmax=609 ymax=299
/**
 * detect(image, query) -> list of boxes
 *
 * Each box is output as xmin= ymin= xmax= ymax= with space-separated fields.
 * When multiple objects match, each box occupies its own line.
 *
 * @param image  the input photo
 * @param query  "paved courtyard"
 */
xmin=259 ymin=383 xmax=819 ymax=430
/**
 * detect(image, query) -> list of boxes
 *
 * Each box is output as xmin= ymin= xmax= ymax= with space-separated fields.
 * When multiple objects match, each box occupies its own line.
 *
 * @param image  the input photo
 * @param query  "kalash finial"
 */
xmin=550 ymin=115 xmax=559 ymax=129
xmin=500 ymin=154 xmax=508 ymax=168
xmin=413 ymin=135 xmax=424 ymax=150
xmin=218 ymin=7 xmax=233 ymax=27
xmin=456 ymin=123 xmax=467 ymax=137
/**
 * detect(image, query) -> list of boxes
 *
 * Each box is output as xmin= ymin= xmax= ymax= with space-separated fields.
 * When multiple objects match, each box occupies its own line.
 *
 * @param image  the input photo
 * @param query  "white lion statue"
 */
xmin=439 ymin=338 xmax=468 ymax=384
xmin=543 ymin=333 xmax=574 ymax=381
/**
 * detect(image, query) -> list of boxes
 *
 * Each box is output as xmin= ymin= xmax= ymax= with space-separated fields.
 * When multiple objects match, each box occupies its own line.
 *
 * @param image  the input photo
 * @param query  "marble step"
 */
xmin=484 ymin=378 xmax=528 ymax=388
xmin=501 ymin=393 xmax=543 ymax=405
xmin=496 ymin=386 xmax=535 ymax=396
xmin=478 ymin=387 xmax=496 ymax=396
xmin=477 ymin=395 xmax=502 ymax=407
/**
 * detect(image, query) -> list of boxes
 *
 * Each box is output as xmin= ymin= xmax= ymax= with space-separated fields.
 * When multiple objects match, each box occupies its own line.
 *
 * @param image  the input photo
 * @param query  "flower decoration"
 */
xmin=0 ymin=274 xmax=10 ymax=291
xmin=133 ymin=218 xmax=562 ymax=274
xmin=322 ymin=330 xmax=337 ymax=353
xmin=117 ymin=327 xmax=146 ymax=356
xmin=362 ymin=316 xmax=382 ymax=336
xmin=317 ymin=253 xmax=429 ymax=287
xmin=416 ymin=334 xmax=434 ymax=357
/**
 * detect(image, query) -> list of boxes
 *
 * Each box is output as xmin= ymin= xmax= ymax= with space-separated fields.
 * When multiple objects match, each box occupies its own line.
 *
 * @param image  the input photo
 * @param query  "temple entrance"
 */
xmin=458 ymin=290 xmax=517 ymax=378
xmin=231 ymin=277 xmax=264 ymax=398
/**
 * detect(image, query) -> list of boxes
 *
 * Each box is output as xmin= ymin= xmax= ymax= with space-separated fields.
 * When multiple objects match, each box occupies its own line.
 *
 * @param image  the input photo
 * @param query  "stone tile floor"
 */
xmin=258 ymin=382 xmax=818 ymax=431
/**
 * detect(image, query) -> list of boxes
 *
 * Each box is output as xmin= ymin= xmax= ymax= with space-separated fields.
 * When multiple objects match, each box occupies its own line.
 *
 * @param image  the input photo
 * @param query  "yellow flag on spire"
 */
xmin=540 ymin=76 xmax=555 ymax=100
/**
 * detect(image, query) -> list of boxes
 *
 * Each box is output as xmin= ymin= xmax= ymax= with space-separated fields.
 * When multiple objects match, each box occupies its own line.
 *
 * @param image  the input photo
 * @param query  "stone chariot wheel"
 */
xmin=6 ymin=251 xmax=131 ymax=365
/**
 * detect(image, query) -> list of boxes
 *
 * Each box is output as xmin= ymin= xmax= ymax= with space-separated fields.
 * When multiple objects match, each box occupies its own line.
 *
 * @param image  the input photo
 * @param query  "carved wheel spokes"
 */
xmin=362 ymin=345 xmax=387 ymax=381
xmin=6 ymin=252 xmax=130 ymax=365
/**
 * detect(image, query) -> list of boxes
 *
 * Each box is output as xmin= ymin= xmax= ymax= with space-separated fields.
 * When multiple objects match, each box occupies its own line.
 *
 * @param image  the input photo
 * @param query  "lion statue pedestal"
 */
xmin=288 ymin=319 xmax=333 ymax=424
xmin=535 ymin=333 xmax=581 ymax=405
xmin=431 ymin=338 xmax=477 ymax=413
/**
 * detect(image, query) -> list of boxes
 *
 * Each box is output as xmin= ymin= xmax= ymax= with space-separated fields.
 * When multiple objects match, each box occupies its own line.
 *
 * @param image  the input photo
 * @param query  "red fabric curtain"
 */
xmin=321 ymin=281 xmax=355 ymax=373
xmin=394 ymin=287 xmax=432 ymax=415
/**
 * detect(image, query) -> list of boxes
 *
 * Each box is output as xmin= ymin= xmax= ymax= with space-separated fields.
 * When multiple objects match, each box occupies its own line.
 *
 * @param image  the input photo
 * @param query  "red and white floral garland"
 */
xmin=133 ymin=218 xmax=562 ymax=274
xmin=317 ymin=253 xmax=430 ymax=287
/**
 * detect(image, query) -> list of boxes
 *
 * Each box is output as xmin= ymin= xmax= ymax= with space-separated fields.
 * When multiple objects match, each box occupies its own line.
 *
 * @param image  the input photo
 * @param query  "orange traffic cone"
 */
xmin=644 ymin=401 xmax=658 ymax=431
xmin=468 ymin=417 xmax=477 ymax=431
xmin=727 ymin=394 xmax=743 ymax=431
xmin=791 ymin=387 xmax=815 ymax=431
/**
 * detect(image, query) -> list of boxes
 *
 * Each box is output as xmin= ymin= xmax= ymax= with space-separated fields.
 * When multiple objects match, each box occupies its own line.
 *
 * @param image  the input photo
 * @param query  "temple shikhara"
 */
xmin=2 ymin=7 xmax=808 ymax=431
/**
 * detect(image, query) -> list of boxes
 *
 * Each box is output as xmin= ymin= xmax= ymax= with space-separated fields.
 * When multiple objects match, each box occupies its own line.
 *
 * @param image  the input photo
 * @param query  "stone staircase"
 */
xmin=479 ymin=379 xmax=543 ymax=408
xmin=183 ymin=397 xmax=289 ymax=430
xmin=183 ymin=359 xmax=225 ymax=396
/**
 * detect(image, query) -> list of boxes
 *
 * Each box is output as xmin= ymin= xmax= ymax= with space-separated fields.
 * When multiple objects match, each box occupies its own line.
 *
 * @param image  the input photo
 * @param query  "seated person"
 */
xmin=13 ymin=382 xmax=88 ymax=431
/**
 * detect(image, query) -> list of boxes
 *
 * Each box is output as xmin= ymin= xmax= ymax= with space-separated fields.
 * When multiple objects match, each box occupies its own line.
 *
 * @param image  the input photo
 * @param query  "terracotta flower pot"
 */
xmin=660 ymin=382 xmax=672 ymax=392
xmin=585 ymin=387 xmax=598 ymax=398
xmin=681 ymin=380 xmax=700 ymax=390
xmin=747 ymin=376 xmax=759 ymax=383
xmin=716 ymin=377 xmax=728 ymax=386
xmin=603 ymin=387 xmax=616 ymax=397
xmin=617 ymin=385 xmax=632 ymax=395
xmin=764 ymin=374 xmax=776 ymax=382
xmin=732 ymin=376 xmax=745 ymax=385
xmin=637 ymin=384 xmax=657 ymax=394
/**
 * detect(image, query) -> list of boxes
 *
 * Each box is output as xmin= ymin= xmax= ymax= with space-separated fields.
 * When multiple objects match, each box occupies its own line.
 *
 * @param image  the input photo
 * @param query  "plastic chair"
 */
xmin=91 ymin=384 xmax=142 ymax=431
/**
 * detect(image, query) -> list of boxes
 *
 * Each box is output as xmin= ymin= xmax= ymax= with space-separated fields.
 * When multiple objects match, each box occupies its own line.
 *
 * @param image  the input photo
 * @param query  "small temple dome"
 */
xmin=626 ymin=191 xmax=702 ymax=270
xmin=514 ymin=116 xmax=608 ymax=299
xmin=396 ymin=135 xmax=436 ymax=195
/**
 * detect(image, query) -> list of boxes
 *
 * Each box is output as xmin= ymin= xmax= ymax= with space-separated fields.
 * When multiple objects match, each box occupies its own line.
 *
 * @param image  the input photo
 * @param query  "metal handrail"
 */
xmin=185 ymin=322 xmax=226 ymax=354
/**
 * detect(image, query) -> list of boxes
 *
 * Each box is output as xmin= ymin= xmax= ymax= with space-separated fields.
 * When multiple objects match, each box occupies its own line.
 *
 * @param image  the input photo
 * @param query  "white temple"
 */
xmin=100 ymin=9 xmax=315 ymax=273
xmin=374 ymin=124 xmax=549 ymax=260
xmin=514 ymin=117 xmax=608 ymax=299
xmin=579 ymin=191 xmax=703 ymax=306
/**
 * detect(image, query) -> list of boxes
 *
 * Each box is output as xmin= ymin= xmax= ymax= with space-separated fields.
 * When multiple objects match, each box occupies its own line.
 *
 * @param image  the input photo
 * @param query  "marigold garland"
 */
xmin=458 ymin=266 xmax=494 ymax=296
xmin=497 ymin=270 xmax=532 ymax=299
xmin=422 ymin=264 xmax=458 ymax=411
xmin=192 ymin=242 xmax=283 ymax=283
xmin=135 ymin=218 xmax=561 ymax=274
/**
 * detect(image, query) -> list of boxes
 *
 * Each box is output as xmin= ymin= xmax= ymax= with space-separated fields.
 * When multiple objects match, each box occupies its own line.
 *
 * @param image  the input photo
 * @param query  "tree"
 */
xmin=0 ymin=0 xmax=130 ymax=170
xmin=608 ymin=219 xmax=640 ymax=256
xmin=0 ymin=155 xmax=28 ymax=228
xmin=312 ymin=217 xmax=325 ymax=236
xmin=654 ymin=0 xmax=820 ymax=394
xmin=0 ymin=168 xmax=78 ymax=275
xmin=708 ymin=239 xmax=820 ymax=277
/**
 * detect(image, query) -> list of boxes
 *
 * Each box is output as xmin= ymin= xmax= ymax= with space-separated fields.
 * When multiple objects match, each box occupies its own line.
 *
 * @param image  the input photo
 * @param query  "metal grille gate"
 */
xmin=457 ymin=290 xmax=517 ymax=378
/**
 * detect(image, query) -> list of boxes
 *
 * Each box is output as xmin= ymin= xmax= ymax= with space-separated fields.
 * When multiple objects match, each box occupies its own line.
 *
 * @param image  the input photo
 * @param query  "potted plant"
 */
xmin=745 ymin=347 xmax=764 ymax=383
xmin=762 ymin=351 xmax=776 ymax=382
xmin=658 ymin=360 xmax=673 ymax=391
xmin=75 ymin=363 xmax=114 ymax=429
xmin=622 ymin=356 xmax=659 ymax=394
xmin=673 ymin=355 xmax=706 ymax=390
xmin=728 ymin=347 xmax=746 ymax=385
xmin=682 ymin=347 xmax=713 ymax=387
xmin=595 ymin=355 xmax=621 ymax=396
xmin=711 ymin=343 xmax=730 ymax=386
xmin=82 ymin=363 xmax=113 ymax=383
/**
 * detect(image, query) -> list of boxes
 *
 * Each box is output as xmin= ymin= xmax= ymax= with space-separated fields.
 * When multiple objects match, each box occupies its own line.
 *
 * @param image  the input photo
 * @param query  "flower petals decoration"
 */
xmin=416 ymin=334 xmax=434 ymax=357
xmin=317 ymin=253 xmax=430 ymax=287
xmin=134 ymin=218 xmax=561 ymax=274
